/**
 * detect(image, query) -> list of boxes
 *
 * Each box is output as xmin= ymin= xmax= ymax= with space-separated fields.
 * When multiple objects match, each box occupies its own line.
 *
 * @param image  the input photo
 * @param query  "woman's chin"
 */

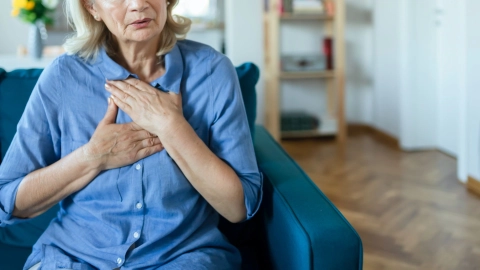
xmin=127 ymin=31 xmax=161 ymax=44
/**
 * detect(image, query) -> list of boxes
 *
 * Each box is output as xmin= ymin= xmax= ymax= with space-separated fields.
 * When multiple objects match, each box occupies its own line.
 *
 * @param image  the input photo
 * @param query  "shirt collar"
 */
xmin=96 ymin=44 xmax=183 ymax=94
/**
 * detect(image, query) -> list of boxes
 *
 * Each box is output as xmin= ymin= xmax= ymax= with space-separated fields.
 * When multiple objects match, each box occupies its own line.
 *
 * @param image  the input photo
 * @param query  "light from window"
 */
xmin=174 ymin=0 xmax=212 ymax=18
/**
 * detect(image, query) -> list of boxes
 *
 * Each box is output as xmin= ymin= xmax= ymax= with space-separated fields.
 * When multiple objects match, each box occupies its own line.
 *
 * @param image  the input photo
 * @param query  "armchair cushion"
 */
xmin=235 ymin=62 xmax=259 ymax=139
xmin=0 ymin=68 xmax=43 ymax=161
xmin=253 ymin=126 xmax=363 ymax=269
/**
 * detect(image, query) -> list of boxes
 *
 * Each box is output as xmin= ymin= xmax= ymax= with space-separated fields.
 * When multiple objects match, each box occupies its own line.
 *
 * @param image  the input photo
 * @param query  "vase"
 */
xmin=28 ymin=21 xmax=47 ymax=60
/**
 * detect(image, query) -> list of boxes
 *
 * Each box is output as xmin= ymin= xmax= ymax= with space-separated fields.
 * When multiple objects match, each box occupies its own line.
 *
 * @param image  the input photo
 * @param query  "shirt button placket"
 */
xmin=134 ymin=162 xmax=144 ymax=245
xmin=134 ymin=163 xmax=143 ymax=211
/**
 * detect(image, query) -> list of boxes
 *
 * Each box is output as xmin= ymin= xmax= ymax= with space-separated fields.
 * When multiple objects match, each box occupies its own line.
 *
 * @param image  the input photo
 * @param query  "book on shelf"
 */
xmin=281 ymin=54 xmax=326 ymax=72
xmin=283 ymin=0 xmax=294 ymax=13
xmin=280 ymin=36 xmax=334 ymax=73
xmin=323 ymin=37 xmax=334 ymax=70
xmin=281 ymin=111 xmax=320 ymax=132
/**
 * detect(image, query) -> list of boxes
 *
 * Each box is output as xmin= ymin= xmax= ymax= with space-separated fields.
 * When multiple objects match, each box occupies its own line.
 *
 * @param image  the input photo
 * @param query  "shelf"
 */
xmin=281 ymin=117 xmax=338 ymax=139
xmin=264 ymin=0 xmax=345 ymax=142
xmin=280 ymin=13 xmax=334 ymax=21
xmin=280 ymin=71 xmax=335 ymax=80
xmin=281 ymin=127 xmax=337 ymax=139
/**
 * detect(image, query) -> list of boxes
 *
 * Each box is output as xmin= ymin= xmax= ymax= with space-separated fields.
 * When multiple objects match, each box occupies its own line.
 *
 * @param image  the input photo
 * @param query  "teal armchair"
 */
xmin=0 ymin=64 xmax=362 ymax=270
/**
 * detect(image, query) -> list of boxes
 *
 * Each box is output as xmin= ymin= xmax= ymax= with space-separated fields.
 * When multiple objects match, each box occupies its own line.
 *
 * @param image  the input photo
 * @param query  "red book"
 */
xmin=323 ymin=37 xmax=334 ymax=70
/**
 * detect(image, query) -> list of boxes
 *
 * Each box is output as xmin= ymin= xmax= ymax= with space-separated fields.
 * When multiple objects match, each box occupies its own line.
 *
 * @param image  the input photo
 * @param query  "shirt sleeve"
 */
xmin=0 ymin=59 xmax=62 ymax=226
xmin=208 ymin=54 xmax=263 ymax=221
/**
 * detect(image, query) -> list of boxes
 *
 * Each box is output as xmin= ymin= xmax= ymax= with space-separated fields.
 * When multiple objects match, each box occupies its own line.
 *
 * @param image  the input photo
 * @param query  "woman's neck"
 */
xmin=112 ymin=38 xmax=166 ymax=83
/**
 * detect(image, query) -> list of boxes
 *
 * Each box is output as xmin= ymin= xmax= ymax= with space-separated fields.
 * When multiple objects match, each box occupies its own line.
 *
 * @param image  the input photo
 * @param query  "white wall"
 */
xmin=224 ymin=0 xmax=265 ymax=125
xmin=371 ymin=0 xmax=402 ymax=138
xmin=186 ymin=29 xmax=224 ymax=52
xmin=436 ymin=0 xmax=464 ymax=157
xmin=0 ymin=1 xmax=29 ymax=54
xmin=399 ymin=0 xmax=439 ymax=150
xmin=345 ymin=0 xmax=374 ymax=125
xmin=371 ymin=0 xmax=474 ymax=182
xmin=464 ymin=0 xmax=480 ymax=181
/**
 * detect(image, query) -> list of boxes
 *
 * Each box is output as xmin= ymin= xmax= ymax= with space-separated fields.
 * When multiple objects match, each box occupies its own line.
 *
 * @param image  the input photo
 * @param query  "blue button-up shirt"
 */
xmin=0 ymin=40 xmax=263 ymax=269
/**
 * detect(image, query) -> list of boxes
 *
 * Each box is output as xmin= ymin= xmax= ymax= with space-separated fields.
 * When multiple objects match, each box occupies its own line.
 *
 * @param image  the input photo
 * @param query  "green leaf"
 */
xmin=43 ymin=16 xmax=54 ymax=25
xmin=27 ymin=12 xmax=37 ymax=22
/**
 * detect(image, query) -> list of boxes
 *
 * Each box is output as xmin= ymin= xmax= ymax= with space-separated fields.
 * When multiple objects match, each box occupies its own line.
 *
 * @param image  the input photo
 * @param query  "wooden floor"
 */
xmin=280 ymin=130 xmax=480 ymax=270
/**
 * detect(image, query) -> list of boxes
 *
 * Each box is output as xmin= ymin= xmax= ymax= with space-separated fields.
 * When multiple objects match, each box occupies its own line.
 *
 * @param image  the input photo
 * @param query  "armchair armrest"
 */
xmin=253 ymin=126 xmax=363 ymax=270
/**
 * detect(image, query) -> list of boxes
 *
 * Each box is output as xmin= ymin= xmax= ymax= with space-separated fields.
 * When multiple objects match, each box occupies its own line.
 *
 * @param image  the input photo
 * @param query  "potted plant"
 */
xmin=11 ymin=0 xmax=59 ymax=59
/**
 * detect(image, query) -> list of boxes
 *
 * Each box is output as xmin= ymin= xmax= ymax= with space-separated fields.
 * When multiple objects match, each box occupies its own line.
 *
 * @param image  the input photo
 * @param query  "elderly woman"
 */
xmin=0 ymin=0 xmax=262 ymax=269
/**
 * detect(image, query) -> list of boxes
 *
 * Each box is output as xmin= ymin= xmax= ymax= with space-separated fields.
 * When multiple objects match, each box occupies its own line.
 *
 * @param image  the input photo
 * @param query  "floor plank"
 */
xmin=280 ymin=132 xmax=480 ymax=270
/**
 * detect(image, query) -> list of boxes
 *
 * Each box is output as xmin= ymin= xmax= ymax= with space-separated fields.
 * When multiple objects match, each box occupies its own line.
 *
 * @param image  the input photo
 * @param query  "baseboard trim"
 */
xmin=467 ymin=176 xmax=480 ymax=197
xmin=348 ymin=124 xmax=400 ymax=149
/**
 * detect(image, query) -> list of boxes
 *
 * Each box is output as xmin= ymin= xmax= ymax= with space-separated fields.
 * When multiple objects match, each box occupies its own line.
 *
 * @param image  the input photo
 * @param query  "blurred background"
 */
xmin=1 ymin=0 xmax=479 ymax=269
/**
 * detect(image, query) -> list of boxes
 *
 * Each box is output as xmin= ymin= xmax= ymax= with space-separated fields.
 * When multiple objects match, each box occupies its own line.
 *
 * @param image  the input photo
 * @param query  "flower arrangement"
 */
xmin=11 ymin=0 xmax=59 ymax=25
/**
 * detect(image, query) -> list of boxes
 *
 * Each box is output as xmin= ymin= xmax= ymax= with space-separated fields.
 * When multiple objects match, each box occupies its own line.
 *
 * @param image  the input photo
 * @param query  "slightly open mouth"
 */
xmin=132 ymin=19 xmax=151 ymax=25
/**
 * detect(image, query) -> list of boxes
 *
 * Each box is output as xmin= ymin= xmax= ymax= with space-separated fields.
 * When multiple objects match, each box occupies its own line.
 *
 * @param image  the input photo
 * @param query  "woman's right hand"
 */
xmin=82 ymin=98 xmax=164 ymax=171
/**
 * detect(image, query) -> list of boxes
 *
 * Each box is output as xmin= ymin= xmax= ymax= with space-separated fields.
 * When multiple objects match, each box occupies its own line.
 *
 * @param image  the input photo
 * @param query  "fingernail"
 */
xmin=105 ymin=83 xmax=111 ymax=89
xmin=108 ymin=97 xmax=111 ymax=104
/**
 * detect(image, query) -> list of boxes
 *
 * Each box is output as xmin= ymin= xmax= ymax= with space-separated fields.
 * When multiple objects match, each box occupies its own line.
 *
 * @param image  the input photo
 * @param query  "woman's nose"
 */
xmin=129 ymin=0 xmax=149 ymax=12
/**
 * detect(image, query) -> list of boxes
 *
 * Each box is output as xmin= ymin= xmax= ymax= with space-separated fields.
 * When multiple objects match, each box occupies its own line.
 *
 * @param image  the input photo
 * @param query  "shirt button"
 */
xmin=136 ymin=203 xmax=143 ymax=209
xmin=135 ymin=164 xmax=141 ymax=170
xmin=116 ymin=258 xmax=123 ymax=265
xmin=133 ymin=232 xmax=140 ymax=239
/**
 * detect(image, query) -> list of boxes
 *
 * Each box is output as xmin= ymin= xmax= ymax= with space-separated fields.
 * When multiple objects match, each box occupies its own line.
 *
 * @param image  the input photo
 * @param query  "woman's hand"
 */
xmin=104 ymin=78 xmax=183 ymax=137
xmin=82 ymin=98 xmax=164 ymax=171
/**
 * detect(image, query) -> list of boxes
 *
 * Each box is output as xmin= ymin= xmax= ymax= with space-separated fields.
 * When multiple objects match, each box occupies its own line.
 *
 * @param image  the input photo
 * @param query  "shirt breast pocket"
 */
xmin=70 ymin=141 xmax=123 ymax=203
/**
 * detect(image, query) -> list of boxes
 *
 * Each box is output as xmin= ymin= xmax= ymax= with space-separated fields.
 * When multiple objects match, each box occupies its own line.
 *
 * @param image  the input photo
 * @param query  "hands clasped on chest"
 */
xmin=82 ymin=77 xmax=182 ymax=171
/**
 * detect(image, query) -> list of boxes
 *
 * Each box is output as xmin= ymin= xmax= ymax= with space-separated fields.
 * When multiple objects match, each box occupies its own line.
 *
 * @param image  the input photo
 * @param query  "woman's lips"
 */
xmin=131 ymin=18 xmax=152 ymax=29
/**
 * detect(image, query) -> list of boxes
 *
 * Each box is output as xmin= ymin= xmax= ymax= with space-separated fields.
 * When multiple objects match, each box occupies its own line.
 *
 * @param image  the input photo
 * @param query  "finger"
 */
xmin=105 ymin=82 xmax=135 ymax=105
xmin=98 ymin=97 xmax=118 ymax=126
xmin=121 ymin=130 xmax=158 ymax=143
xmin=136 ymin=144 xmax=164 ymax=160
xmin=108 ymin=79 xmax=143 ymax=99
xmin=110 ymin=95 xmax=132 ymax=115
xmin=124 ymin=78 xmax=154 ymax=93
xmin=125 ymin=121 xmax=144 ymax=131
xmin=140 ymin=137 xmax=162 ymax=148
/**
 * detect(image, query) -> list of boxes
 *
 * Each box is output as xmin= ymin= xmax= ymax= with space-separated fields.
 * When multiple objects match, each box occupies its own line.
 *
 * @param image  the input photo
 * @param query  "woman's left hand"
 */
xmin=105 ymin=78 xmax=183 ymax=136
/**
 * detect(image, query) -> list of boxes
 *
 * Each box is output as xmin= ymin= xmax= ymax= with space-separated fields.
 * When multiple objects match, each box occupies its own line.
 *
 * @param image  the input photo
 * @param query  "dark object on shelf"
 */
xmin=283 ymin=0 xmax=294 ymax=13
xmin=281 ymin=54 xmax=326 ymax=72
xmin=323 ymin=37 xmax=334 ymax=70
xmin=281 ymin=111 xmax=320 ymax=131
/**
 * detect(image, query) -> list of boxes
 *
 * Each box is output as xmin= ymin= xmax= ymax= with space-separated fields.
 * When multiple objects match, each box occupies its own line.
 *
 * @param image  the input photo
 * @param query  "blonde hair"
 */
xmin=63 ymin=0 xmax=191 ymax=60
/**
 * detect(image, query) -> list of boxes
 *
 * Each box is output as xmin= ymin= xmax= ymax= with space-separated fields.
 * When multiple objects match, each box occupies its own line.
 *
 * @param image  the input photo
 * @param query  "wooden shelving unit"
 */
xmin=281 ymin=128 xmax=336 ymax=139
xmin=280 ymin=70 xmax=335 ymax=80
xmin=280 ymin=13 xmax=334 ymax=21
xmin=264 ymin=0 xmax=346 ymax=142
